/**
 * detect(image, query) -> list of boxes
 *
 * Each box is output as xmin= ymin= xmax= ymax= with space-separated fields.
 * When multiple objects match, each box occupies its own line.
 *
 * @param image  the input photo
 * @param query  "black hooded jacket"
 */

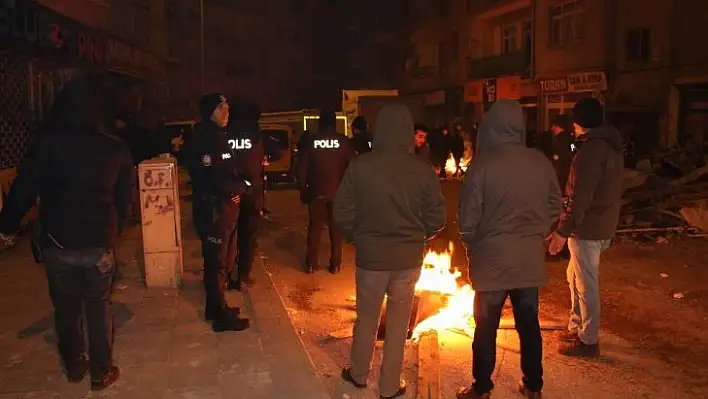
xmin=0 ymin=74 xmax=134 ymax=249
xmin=459 ymin=100 xmax=561 ymax=291
xmin=556 ymin=125 xmax=624 ymax=239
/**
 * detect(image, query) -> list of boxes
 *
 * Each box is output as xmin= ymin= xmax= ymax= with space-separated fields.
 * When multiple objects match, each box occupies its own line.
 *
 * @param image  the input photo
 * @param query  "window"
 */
xmin=626 ymin=27 xmax=651 ymax=62
xmin=501 ymin=24 xmax=518 ymax=54
xmin=549 ymin=0 xmax=584 ymax=47
xmin=451 ymin=31 xmax=459 ymax=62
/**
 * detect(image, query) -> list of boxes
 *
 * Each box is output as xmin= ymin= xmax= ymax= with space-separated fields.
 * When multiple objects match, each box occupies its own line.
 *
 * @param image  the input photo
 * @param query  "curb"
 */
xmin=246 ymin=255 xmax=331 ymax=399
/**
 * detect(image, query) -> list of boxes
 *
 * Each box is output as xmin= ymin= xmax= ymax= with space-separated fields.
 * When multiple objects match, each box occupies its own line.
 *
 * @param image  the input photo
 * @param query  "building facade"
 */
xmin=165 ymin=0 xmax=315 ymax=118
xmin=399 ymin=0 xmax=468 ymax=128
xmin=0 ymin=0 xmax=166 ymax=172
xmin=400 ymin=0 xmax=708 ymax=153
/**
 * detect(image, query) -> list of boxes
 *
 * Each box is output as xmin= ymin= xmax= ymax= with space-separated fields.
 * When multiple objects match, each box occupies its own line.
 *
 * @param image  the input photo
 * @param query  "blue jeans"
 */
xmin=471 ymin=288 xmax=543 ymax=394
xmin=567 ymin=237 xmax=611 ymax=345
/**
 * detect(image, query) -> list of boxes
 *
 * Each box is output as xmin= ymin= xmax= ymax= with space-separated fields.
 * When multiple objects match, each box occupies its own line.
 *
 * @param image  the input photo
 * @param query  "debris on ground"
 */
xmin=620 ymin=150 xmax=708 ymax=238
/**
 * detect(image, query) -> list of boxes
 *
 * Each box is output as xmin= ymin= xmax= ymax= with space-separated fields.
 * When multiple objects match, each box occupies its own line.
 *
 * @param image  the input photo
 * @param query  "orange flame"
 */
xmin=412 ymin=242 xmax=475 ymax=339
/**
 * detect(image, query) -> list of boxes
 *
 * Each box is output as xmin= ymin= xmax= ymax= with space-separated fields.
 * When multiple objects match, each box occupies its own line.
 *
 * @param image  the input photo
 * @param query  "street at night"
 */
xmin=0 ymin=182 xmax=707 ymax=397
xmin=3 ymin=0 xmax=708 ymax=398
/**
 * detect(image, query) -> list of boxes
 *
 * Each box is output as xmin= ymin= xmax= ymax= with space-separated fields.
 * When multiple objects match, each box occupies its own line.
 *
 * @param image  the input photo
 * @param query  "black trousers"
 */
xmin=198 ymin=197 xmax=239 ymax=310
xmin=235 ymin=195 xmax=261 ymax=280
xmin=306 ymin=198 xmax=343 ymax=268
xmin=44 ymin=247 xmax=115 ymax=378
xmin=472 ymin=287 xmax=543 ymax=394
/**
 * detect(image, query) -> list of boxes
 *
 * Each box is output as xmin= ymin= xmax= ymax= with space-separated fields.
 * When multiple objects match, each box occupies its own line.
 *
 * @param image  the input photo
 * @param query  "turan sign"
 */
xmin=540 ymin=71 xmax=607 ymax=94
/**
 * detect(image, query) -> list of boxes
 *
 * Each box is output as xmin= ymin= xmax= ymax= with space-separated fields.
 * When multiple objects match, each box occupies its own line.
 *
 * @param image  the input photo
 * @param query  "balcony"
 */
xmin=474 ymin=0 xmax=532 ymax=20
xmin=468 ymin=51 xmax=530 ymax=80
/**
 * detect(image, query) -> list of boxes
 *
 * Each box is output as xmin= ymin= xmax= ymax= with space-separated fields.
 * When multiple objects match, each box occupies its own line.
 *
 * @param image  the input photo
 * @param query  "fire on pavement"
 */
xmin=412 ymin=242 xmax=475 ymax=339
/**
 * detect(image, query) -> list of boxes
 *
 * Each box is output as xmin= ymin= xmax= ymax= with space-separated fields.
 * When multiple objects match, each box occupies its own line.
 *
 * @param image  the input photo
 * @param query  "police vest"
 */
xmin=228 ymin=138 xmax=252 ymax=150
xmin=313 ymin=139 xmax=340 ymax=149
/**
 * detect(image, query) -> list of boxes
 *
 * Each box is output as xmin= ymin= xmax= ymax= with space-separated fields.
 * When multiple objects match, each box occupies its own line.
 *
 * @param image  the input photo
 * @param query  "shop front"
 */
xmin=0 ymin=0 xmax=164 ymax=218
xmin=538 ymin=71 xmax=608 ymax=131
xmin=0 ymin=0 xmax=166 ymax=166
xmin=464 ymin=75 xmax=538 ymax=136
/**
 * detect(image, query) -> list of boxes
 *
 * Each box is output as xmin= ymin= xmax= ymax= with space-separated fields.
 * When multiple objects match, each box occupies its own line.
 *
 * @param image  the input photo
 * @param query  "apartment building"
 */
xmin=464 ymin=0 xmax=537 ymax=132
xmin=165 ymin=0 xmax=314 ymax=118
xmin=400 ymin=0 xmax=467 ymax=127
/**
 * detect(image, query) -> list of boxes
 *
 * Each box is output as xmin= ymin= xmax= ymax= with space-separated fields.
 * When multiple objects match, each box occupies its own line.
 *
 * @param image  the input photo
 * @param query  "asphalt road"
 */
xmin=260 ymin=181 xmax=707 ymax=398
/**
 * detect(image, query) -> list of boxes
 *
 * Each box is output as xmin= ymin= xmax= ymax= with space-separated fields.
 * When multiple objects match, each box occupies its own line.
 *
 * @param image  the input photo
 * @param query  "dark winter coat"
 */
xmin=458 ymin=100 xmax=561 ymax=292
xmin=333 ymin=105 xmax=446 ymax=271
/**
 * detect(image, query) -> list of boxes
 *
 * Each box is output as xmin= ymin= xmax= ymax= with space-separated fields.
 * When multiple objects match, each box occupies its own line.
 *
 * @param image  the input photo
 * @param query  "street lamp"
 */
xmin=199 ymin=0 xmax=204 ymax=94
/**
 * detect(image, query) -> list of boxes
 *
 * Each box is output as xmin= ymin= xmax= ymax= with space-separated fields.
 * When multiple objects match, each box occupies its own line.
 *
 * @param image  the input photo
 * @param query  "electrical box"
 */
xmin=138 ymin=156 xmax=183 ymax=288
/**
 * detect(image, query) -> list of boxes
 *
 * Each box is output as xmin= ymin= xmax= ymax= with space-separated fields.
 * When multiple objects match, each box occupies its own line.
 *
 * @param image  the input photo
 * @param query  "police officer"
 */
xmin=225 ymin=103 xmax=274 ymax=291
xmin=350 ymin=116 xmax=373 ymax=155
xmin=296 ymin=109 xmax=356 ymax=274
xmin=185 ymin=93 xmax=250 ymax=332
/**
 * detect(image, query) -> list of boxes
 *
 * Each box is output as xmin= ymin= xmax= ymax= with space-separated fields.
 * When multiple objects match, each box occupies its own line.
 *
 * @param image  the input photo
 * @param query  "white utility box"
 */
xmin=138 ymin=156 xmax=183 ymax=288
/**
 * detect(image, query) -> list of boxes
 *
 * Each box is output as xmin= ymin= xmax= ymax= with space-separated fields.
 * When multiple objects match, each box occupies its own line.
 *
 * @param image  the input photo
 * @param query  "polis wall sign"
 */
xmin=0 ymin=0 xmax=163 ymax=78
xmin=540 ymin=71 xmax=607 ymax=94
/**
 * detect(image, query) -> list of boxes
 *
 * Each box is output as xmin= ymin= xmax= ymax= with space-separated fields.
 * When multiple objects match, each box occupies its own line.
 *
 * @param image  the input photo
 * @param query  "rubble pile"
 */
xmin=620 ymin=150 xmax=708 ymax=235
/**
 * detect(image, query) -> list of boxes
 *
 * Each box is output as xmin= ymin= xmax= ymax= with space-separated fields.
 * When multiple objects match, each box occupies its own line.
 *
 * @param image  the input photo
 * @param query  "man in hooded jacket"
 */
xmin=548 ymin=98 xmax=624 ymax=358
xmin=297 ymin=109 xmax=355 ymax=274
xmin=457 ymin=100 xmax=561 ymax=399
xmin=0 ymin=73 xmax=131 ymax=390
xmin=334 ymin=104 xmax=446 ymax=399
xmin=185 ymin=93 xmax=250 ymax=332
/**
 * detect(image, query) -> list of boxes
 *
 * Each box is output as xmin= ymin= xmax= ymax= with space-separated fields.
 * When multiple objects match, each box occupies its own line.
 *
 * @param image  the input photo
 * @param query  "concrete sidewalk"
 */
xmin=0 ymin=210 xmax=329 ymax=398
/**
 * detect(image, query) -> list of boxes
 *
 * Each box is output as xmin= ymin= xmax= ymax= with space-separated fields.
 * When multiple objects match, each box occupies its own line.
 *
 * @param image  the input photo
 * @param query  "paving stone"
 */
xmin=115 ymin=331 xmax=172 ymax=365
xmin=218 ymin=371 xmax=275 ymax=398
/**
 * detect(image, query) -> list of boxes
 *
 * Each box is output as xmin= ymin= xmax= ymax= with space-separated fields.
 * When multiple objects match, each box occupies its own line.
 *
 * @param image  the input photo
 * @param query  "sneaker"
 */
xmin=518 ymin=380 xmax=542 ymax=398
xmin=380 ymin=379 xmax=406 ymax=399
xmin=65 ymin=356 xmax=88 ymax=383
xmin=558 ymin=329 xmax=578 ymax=342
xmin=205 ymin=305 xmax=240 ymax=321
xmin=340 ymin=367 xmax=367 ymax=389
xmin=455 ymin=386 xmax=491 ymax=398
xmin=90 ymin=366 xmax=120 ymax=391
xmin=212 ymin=309 xmax=250 ymax=333
xmin=559 ymin=337 xmax=600 ymax=358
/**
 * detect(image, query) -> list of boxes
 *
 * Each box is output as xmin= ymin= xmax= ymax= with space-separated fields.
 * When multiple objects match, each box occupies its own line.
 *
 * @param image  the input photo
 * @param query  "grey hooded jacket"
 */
xmin=458 ymin=100 xmax=561 ymax=292
xmin=333 ymin=104 xmax=446 ymax=271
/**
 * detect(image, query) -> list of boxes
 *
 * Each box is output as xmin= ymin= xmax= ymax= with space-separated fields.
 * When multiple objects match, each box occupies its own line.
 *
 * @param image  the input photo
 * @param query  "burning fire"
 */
xmin=412 ymin=242 xmax=475 ymax=338
xmin=444 ymin=153 xmax=473 ymax=176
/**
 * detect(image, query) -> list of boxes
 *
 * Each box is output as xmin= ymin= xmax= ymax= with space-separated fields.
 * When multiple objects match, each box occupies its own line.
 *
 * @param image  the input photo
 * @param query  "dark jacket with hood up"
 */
xmin=0 ymin=74 xmax=134 ymax=250
xmin=333 ymin=105 xmax=446 ymax=271
xmin=458 ymin=100 xmax=561 ymax=292
xmin=556 ymin=125 xmax=624 ymax=240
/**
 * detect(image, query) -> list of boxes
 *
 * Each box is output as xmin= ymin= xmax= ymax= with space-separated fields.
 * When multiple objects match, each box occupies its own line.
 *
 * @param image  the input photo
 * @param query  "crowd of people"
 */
xmin=0 ymin=69 xmax=622 ymax=398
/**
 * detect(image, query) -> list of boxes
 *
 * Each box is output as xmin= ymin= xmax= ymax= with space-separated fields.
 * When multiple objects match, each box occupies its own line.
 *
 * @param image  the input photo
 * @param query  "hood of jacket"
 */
xmin=47 ymin=73 xmax=111 ymax=132
xmin=580 ymin=125 xmax=623 ymax=152
xmin=476 ymin=99 xmax=526 ymax=154
xmin=372 ymin=104 xmax=414 ymax=153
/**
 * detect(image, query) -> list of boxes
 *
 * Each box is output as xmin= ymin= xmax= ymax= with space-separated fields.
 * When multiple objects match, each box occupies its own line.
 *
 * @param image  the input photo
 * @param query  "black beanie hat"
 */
xmin=572 ymin=98 xmax=604 ymax=129
xmin=352 ymin=116 xmax=367 ymax=132
xmin=199 ymin=93 xmax=228 ymax=120
xmin=319 ymin=108 xmax=336 ymax=129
